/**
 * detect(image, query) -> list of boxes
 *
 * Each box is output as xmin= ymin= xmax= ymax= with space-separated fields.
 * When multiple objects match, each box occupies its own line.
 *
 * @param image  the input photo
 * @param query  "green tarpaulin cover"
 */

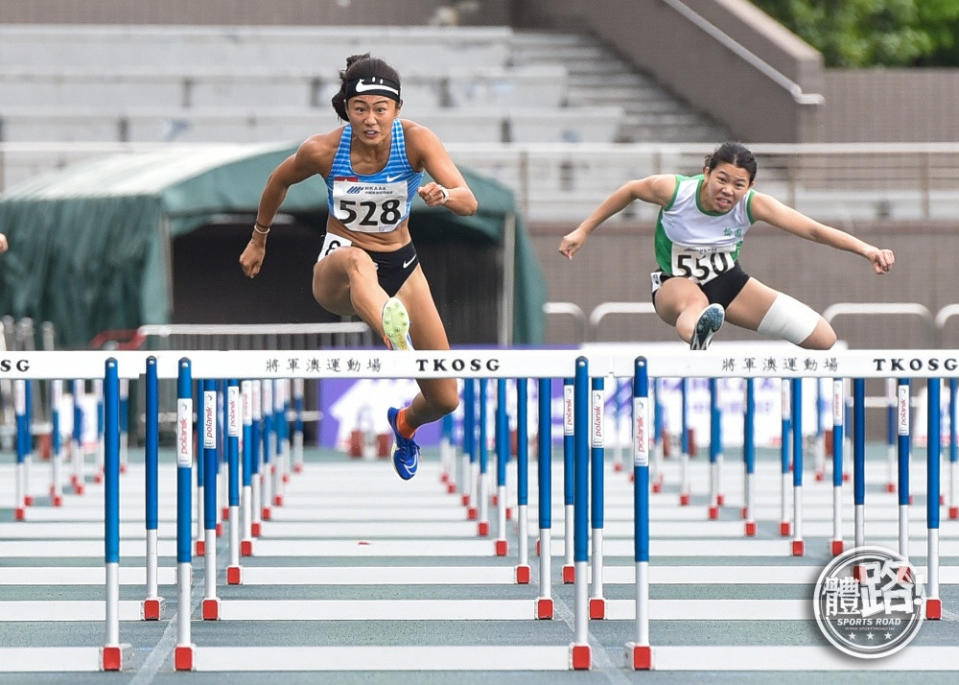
xmin=0 ymin=143 xmax=544 ymax=347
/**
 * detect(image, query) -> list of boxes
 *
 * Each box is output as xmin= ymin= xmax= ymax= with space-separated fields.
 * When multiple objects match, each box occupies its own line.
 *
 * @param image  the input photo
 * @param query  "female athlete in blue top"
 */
xmin=240 ymin=54 xmax=478 ymax=479
xmin=559 ymin=142 xmax=895 ymax=350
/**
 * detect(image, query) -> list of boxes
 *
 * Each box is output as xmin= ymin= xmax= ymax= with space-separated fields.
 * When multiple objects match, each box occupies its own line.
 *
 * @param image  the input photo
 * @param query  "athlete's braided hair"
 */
xmin=704 ymin=142 xmax=758 ymax=181
xmin=331 ymin=53 xmax=403 ymax=121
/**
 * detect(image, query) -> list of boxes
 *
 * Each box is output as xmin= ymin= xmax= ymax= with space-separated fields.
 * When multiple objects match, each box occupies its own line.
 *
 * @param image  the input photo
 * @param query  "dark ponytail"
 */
xmin=331 ymin=53 xmax=403 ymax=121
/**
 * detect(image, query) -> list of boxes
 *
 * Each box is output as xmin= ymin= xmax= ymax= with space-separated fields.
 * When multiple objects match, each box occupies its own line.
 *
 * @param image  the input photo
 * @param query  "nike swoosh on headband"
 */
xmin=355 ymin=79 xmax=400 ymax=96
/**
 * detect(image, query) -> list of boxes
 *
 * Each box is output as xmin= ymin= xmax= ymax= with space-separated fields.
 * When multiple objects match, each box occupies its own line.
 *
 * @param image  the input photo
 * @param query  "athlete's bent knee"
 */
xmin=756 ymin=294 xmax=822 ymax=346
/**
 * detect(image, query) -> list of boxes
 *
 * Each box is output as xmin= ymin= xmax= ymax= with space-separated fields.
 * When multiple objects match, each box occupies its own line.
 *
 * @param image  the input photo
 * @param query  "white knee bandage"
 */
xmin=757 ymin=294 xmax=821 ymax=345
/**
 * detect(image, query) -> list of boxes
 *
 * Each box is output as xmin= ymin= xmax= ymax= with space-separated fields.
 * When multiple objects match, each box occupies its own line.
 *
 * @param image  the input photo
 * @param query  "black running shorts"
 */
xmin=650 ymin=263 xmax=751 ymax=310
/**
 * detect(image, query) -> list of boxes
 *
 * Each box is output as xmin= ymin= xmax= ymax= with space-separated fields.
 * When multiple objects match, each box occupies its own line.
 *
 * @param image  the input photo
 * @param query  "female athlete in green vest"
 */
xmin=559 ymin=142 xmax=895 ymax=350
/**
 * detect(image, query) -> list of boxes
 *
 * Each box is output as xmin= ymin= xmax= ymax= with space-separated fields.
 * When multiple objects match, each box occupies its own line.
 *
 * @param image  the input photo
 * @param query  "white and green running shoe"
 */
xmin=690 ymin=303 xmax=724 ymax=351
xmin=382 ymin=297 xmax=414 ymax=351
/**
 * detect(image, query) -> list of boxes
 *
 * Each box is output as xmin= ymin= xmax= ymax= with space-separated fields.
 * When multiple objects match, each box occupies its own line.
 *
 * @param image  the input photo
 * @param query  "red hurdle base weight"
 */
xmin=927 ymin=598 xmax=942 ymax=620
xmin=570 ymin=644 xmax=591 ymax=670
xmin=626 ymin=643 xmax=652 ymax=670
xmin=100 ymin=645 xmax=130 ymax=672
xmin=515 ymin=565 xmax=530 ymax=584
xmin=227 ymin=565 xmax=242 ymax=585
xmin=779 ymin=521 xmax=791 ymax=536
xmin=950 ymin=506 xmax=958 ymax=519
xmin=241 ymin=539 xmax=254 ymax=557
xmin=175 ymin=645 xmax=196 ymax=671
xmin=589 ymin=598 xmax=606 ymax=620
xmin=537 ymin=598 xmax=553 ymax=620
xmin=679 ymin=493 xmax=689 ymax=506
xmin=495 ymin=539 xmax=508 ymax=556
xmin=477 ymin=521 xmax=489 ymax=536
xmin=831 ymin=540 xmax=844 ymax=556
xmin=744 ymin=521 xmax=756 ymax=537
xmin=562 ymin=565 xmax=575 ymax=584
xmin=202 ymin=598 xmax=220 ymax=620
xmin=791 ymin=540 xmax=805 ymax=556
xmin=195 ymin=540 xmax=205 ymax=557
xmin=141 ymin=597 xmax=164 ymax=621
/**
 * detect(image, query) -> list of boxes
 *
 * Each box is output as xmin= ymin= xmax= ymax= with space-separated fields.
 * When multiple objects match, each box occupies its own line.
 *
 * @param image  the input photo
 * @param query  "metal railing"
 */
xmin=545 ymin=299 xmax=959 ymax=346
xmin=7 ymin=142 xmax=959 ymax=224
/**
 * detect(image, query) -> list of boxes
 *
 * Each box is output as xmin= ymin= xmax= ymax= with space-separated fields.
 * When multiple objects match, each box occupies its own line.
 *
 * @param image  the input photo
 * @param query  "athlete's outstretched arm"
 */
xmin=406 ymin=124 xmax=477 ymax=215
xmin=239 ymin=135 xmax=330 ymax=278
xmin=750 ymin=192 xmax=895 ymax=274
xmin=559 ymin=174 xmax=676 ymax=259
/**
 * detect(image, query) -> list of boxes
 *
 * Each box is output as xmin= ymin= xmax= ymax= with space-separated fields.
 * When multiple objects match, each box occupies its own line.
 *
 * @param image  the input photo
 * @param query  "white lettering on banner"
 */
xmin=633 ymin=397 xmax=649 ymax=467
xmin=591 ymin=390 xmax=604 ymax=447
xmin=832 ymin=380 xmax=843 ymax=426
xmin=781 ymin=380 xmax=790 ymax=418
xmin=228 ymin=386 xmax=240 ymax=437
xmin=241 ymin=381 xmax=252 ymax=424
xmin=897 ymin=385 xmax=910 ymax=436
xmin=563 ymin=385 xmax=574 ymax=435
xmin=177 ymin=399 xmax=192 ymax=467
xmin=203 ymin=390 xmax=216 ymax=449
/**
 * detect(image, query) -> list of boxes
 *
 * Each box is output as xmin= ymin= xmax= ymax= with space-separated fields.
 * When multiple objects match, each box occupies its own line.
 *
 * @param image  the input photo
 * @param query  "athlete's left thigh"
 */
xmin=723 ymin=277 xmax=780 ymax=330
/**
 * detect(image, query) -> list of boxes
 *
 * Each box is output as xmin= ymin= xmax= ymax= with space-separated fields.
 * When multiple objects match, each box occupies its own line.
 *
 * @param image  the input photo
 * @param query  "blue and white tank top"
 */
xmin=326 ymin=118 xmax=424 ymax=233
xmin=654 ymin=174 xmax=755 ymax=284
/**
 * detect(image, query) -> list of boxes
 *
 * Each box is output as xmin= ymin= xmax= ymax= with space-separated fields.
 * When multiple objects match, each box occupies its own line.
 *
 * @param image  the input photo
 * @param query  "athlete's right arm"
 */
xmin=239 ymin=134 xmax=333 ymax=278
xmin=558 ymin=174 xmax=676 ymax=259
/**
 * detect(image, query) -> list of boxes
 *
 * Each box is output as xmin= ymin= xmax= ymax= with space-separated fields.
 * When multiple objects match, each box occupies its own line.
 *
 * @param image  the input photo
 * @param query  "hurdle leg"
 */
xmin=569 ymin=358 xmax=590 ymax=670
xmin=926 ymin=378 xmax=942 ymax=619
xmin=626 ymin=358 xmax=652 ymax=670
xmin=535 ymin=378 xmax=553 ymax=617
xmin=779 ymin=379 xmax=791 ymax=536
xmin=201 ymin=381 xmax=221 ymax=620
xmin=830 ymin=379 xmax=844 ymax=555
xmin=743 ymin=379 xmax=756 ymax=537
xmin=791 ymin=379 xmax=804 ymax=557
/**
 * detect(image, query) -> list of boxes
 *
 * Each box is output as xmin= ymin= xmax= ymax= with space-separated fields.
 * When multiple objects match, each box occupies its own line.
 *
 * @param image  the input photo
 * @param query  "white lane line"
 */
xmin=0 ymin=600 xmax=142 ymax=621
xmin=4 ymin=537 xmax=957 ymax=558
xmin=0 ymin=648 xmax=102 ymax=672
xmin=0 ymin=567 xmax=176 ymax=585
xmin=195 ymin=646 xmax=571 ymax=671
xmin=217 ymin=599 xmax=535 ymax=621
xmin=650 ymin=646 xmax=959 ymax=670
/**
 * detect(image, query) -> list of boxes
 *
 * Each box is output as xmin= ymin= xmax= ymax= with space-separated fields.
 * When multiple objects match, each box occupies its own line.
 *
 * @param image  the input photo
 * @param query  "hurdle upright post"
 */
xmin=589 ymin=375 xmax=606 ymax=620
xmin=562 ymin=376 xmax=575 ymax=583
xmin=626 ymin=356 xmax=651 ymax=670
xmin=707 ymin=377 xmax=722 ymax=519
xmin=950 ymin=377 xmax=958 ymax=520
xmin=494 ymin=377 xmax=508 ymax=554
xmin=260 ymin=379 xmax=273 ymax=521
xmin=886 ymin=378 xmax=897 ymax=493
xmin=830 ymin=379 xmax=844 ymax=556
xmin=679 ymin=378 xmax=690 ymax=506
xmin=926 ymin=377 xmax=942 ymax=620
xmin=570 ymin=356 xmax=590 ymax=670
xmin=194 ymin=383 xmax=205 ymax=556
xmin=853 ymin=378 xmax=866 ymax=548
xmin=462 ymin=378 xmax=476 ymax=515
xmin=536 ymin=377 xmax=553 ymax=619
xmin=101 ymin=358 xmax=128 ymax=671
xmin=250 ymin=380 xmax=262 ymax=537
xmin=440 ymin=411 xmax=455 ymax=492
xmin=477 ymin=378 xmax=490 ymax=536
xmin=515 ymin=377 xmax=530 ymax=583
xmin=202 ymin=379 xmax=221 ymax=620
xmin=50 ymin=379 xmax=63 ymax=506
xmin=779 ymin=379 xmax=791 ymax=536
xmin=651 ymin=379 xmax=664 ymax=492
xmin=743 ymin=378 xmax=756 ymax=537
xmin=240 ymin=380 xmax=255 ymax=556
xmin=119 ymin=378 xmax=129 ymax=474
xmin=791 ymin=378 xmax=804 ymax=556
xmin=14 ymin=380 xmax=27 ymax=520
xmin=142 ymin=356 xmax=163 ymax=620
xmin=71 ymin=379 xmax=85 ymax=495
xmin=227 ymin=379 xmax=242 ymax=584
xmin=174 ymin=359 xmax=196 ymax=671
xmin=897 ymin=378 xmax=911 ymax=557
xmin=292 ymin=377 xmax=304 ymax=474
xmin=814 ymin=378 xmax=826 ymax=481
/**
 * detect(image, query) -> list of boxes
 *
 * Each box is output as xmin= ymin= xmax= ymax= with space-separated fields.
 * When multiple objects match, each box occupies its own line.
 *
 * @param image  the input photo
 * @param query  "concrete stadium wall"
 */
xmin=511 ymin=0 xmax=824 ymax=143
xmin=0 ymin=0 xmax=511 ymax=26
xmin=822 ymin=70 xmax=959 ymax=143
xmin=530 ymin=220 xmax=958 ymax=349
